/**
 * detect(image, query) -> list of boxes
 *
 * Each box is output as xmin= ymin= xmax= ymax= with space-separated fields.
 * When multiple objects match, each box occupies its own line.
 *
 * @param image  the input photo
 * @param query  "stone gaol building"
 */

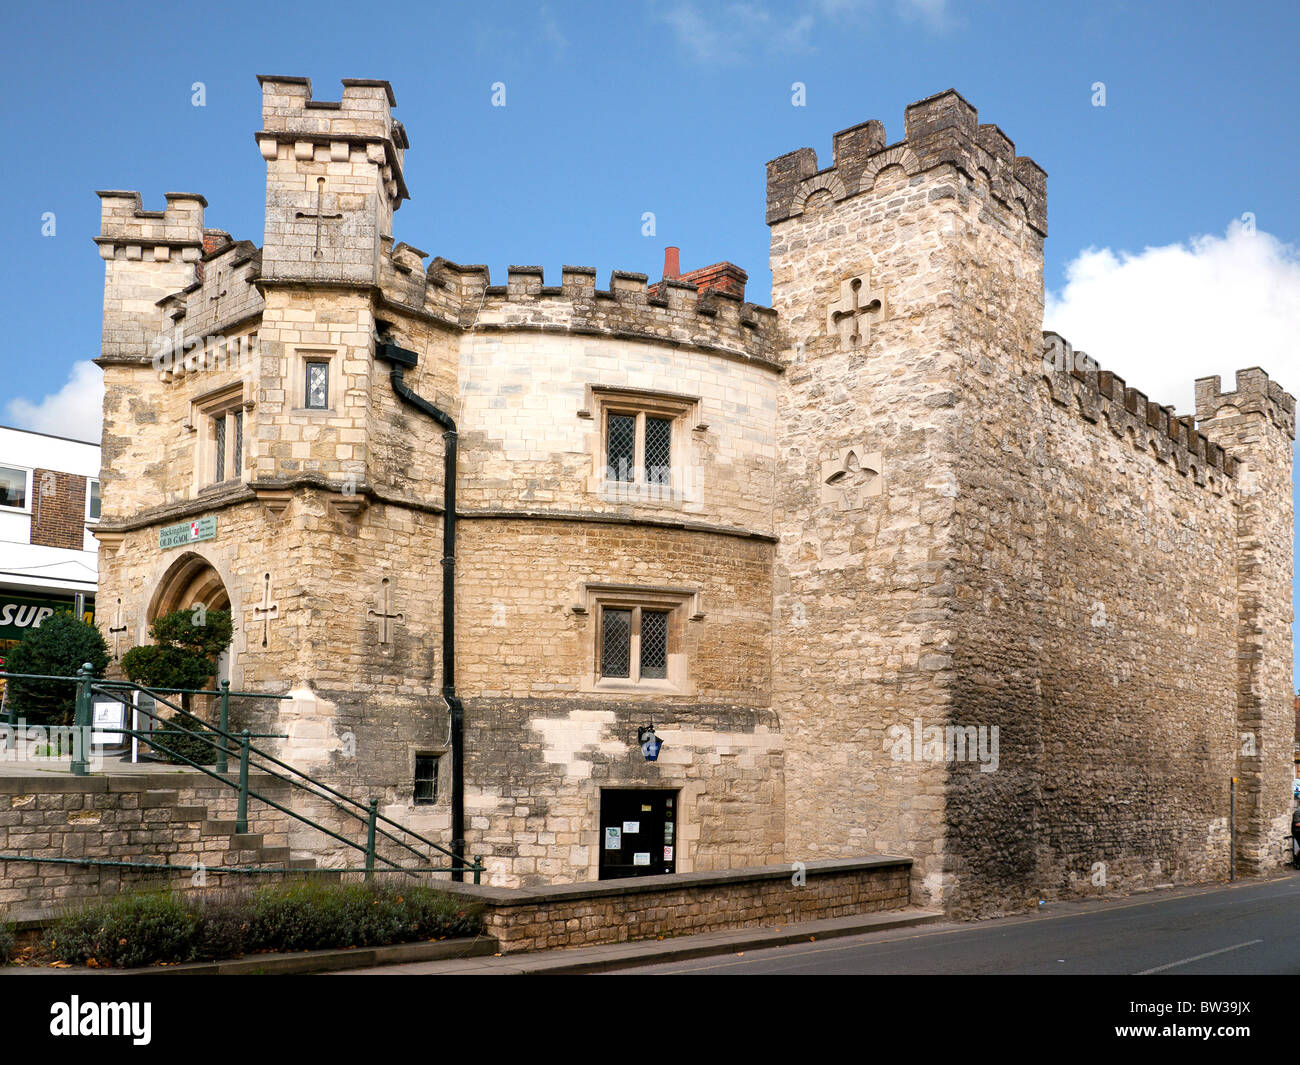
xmin=90 ymin=75 xmax=1294 ymax=914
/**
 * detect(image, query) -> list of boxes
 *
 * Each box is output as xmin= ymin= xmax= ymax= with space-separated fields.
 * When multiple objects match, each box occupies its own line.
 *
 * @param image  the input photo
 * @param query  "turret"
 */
xmin=95 ymin=191 xmax=205 ymax=364
xmin=256 ymin=75 xmax=409 ymax=285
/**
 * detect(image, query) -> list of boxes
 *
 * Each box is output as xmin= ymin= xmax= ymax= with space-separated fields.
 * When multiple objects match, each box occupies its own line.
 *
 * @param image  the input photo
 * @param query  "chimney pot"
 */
xmin=663 ymin=246 xmax=681 ymax=280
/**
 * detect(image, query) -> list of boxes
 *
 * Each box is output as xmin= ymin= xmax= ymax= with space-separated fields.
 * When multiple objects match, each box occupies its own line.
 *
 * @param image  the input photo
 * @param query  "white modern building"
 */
xmin=0 ymin=425 xmax=101 ymax=658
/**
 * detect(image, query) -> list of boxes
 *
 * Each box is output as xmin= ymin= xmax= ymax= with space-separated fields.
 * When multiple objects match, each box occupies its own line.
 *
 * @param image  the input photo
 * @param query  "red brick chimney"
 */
xmin=203 ymin=229 xmax=232 ymax=256
xmin=679 ymin=260 xmax=747 ymax=300
xmin=663 ymin=246 xmax=681 ymax=280
xmin=653 ymin=246 xmax=747 ymax=301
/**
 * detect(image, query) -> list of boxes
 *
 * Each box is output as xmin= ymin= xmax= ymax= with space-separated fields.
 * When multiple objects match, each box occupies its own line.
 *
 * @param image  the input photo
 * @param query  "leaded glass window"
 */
xmin=644 ymin=417 xmax=671 ymax=485
xmin=607 ymin=413 xmax=635 ymax=482
xmin=306 ymin=361 xmax=330 ymax=409
xmin=640 ymin=610 xmax=669 ymax=678
xmin=600 ymin=607 xmax=633 ymax=678
xmin=232 ymin=410 xmax=243 ymax=476
xmin=213 ymin=415 xmax=226 ymax=482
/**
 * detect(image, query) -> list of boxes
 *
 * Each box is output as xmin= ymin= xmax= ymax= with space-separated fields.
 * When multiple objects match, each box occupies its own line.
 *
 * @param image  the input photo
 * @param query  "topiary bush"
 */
xmin=121 ymin=608 xmax=232 ymax=694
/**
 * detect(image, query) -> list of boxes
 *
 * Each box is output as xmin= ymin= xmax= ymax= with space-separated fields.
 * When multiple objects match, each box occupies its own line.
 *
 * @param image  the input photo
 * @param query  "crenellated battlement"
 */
xmin=1042 ymin=332 xmax=1237 ymax=486
xmin=95 ymin=191 xmax=206 ymax=261
xmin=766 ymin=88 xmax=1047 ymax=235
xmin=255 ymin=75 xmax=408 ymax=204
xmin=1195 ymin=368 xmax=1296 ymax=441
xmin=379 ymin=256 xmax=783 ymax=367
xmin=155 ymin=238 xmax=264 ymax=347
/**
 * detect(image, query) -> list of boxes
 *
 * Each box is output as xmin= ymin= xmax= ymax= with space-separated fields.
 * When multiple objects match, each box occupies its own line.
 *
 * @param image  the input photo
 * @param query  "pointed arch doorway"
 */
xmin=147 ymin=552 xmax=234 ymax=687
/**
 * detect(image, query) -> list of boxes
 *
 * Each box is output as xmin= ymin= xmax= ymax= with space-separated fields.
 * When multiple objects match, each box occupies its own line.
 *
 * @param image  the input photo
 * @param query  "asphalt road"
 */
xmin=617 ymin=873 xmax=1300 ymax=975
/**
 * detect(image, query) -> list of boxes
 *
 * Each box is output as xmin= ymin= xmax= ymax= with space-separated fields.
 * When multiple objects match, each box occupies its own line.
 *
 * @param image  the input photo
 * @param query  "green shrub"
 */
xmin=245 ymin=880 xmax=479 ymax=952
xmin=46 ymin=892 xmax=199 ymax=969
xmin=147 ymin=716 xmax=223 ymax=766
xmin=190 ymin=894 xmax=250 ymax=961
xmin=0 ymin=923 xmax=15 ymax=965
xmin=45 ymin=881 xmax=481 ymax=968
xmin=121 ymin=608 xmax=232 ymax=693
xmin=3 ymin=613 xmax=109 ymax=726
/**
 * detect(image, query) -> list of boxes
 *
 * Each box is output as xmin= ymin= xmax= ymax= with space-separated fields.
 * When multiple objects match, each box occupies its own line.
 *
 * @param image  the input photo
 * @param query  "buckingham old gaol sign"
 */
xmin=159 ymin=516 xmax=218 ymax=550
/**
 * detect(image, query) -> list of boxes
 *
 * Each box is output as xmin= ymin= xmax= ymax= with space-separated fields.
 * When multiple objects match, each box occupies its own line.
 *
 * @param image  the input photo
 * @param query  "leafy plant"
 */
xmin=2 ymin=613 xmax=109 ymax=726
xmin=146 ymin=719 xmax=223 ymax=767
xmin=121 ymin=607 xmax=232 ymax=763
xmin=44 ymin=881 xmax=482 ymax=968
xmin=121 ymin=608 xmax=232 ymax=693
xmin=47 ymin=892 xmax=198 ymax=969
xmin=0 ymin=922 xmax=15 ymax=965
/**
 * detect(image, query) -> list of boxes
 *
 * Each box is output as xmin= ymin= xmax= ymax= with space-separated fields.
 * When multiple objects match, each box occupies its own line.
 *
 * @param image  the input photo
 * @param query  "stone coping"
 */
xmin=438 ymin=855 xmax=912 ymax=908
xmin=0 ymin=767 xmax=281 ymax=790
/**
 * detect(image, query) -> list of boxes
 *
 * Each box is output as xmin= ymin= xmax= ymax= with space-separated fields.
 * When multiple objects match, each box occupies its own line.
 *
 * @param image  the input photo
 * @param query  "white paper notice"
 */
xmin=604 ymin=827 xmax=621 ymax=850
xmin=91 ymin=700 xmax=125 ymax=745
xmin=633 ymin=852 xmax=651 ymax=866
xmin=623 ymin=821 xmax=640 ymax=835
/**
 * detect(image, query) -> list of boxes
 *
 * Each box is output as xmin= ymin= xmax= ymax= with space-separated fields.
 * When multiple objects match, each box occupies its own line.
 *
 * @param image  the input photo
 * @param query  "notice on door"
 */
xmin=604 ymin=827 xmax=621 ymax=850
xmin=622 ymin=821 xmax=640 ymax=835
xmin=633 ymin=852 xmax=651 ymax=866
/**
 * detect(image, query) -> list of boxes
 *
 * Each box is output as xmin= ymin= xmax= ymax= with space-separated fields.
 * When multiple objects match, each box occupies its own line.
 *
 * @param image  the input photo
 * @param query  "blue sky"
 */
xmin=2 ymin=0 xmax=1298 ymax=675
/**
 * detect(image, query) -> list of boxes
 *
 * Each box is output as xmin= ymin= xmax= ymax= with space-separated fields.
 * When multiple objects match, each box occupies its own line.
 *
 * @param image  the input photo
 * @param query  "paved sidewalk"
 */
xmin=329 ymin=908 xmax=944 ymax=975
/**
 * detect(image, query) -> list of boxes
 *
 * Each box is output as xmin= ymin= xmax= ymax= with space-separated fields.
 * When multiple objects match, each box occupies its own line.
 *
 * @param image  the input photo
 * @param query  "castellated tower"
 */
xmin=95 ymin=192 xmax=206 ymax=516
xmin=1196 ymin=371 xmax=1296 ymax=876
xmin=770 ymin=89 xmax=1294 ymax=915
xmin=257 ymin=76 xmax=408 ymax=286
xmin=768 ymin=90 xmax=1049 ymax=912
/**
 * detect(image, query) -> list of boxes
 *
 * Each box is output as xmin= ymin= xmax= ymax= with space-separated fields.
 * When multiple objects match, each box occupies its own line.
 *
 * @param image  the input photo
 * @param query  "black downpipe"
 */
xmin=377 ymin=343 xmax=466 ymax=880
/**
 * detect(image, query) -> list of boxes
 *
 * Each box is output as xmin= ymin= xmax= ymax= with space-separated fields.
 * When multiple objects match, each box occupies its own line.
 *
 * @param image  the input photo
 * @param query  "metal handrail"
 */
xmin=94 ymin=682 xmax=447 ymax=871
xmin=0 ymin=668 xmax=483 ymax=883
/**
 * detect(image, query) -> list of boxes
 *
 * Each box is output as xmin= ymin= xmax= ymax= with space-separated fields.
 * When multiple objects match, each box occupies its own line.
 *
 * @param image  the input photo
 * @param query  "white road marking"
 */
xmin=1136 ymin=939 xmax=1263 ymax=975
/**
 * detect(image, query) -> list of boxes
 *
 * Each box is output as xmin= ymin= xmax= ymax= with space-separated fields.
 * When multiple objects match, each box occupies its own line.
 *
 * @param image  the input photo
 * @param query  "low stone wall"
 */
xmin=437 ymin=855 xmax=912 ymax=953
xmin=0 ymin=771 xmax=298 ymax=919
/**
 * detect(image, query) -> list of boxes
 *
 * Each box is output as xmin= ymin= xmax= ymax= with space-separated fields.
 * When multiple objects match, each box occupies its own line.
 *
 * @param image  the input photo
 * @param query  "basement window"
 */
xmin=414 ymin=753 xmax=440 ymax=805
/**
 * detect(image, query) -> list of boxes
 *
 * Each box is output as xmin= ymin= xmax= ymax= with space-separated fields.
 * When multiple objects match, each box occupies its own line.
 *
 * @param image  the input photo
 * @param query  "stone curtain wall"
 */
xmin=1027 ymin=375 xmax=1239 ymax=899
xmin=767 ymin=88 xmax=1294 ymax=915
xmin=1196 ymin=371 xmax=1296 ymax=875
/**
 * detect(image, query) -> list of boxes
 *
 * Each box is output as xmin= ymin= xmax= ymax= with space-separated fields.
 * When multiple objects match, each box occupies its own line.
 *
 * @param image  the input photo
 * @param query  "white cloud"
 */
xmin=1044 ymin=222 xmax=1300 ymax=416
xmin=4 ymin=360 xmax=103 ymax=443
xmin=539 ymin=5 xmax=568 ymax=52
xmin=657 ymin=0 xmax=938 ymax=64
xmin=896 ymin=0 xmax=953 ymax=30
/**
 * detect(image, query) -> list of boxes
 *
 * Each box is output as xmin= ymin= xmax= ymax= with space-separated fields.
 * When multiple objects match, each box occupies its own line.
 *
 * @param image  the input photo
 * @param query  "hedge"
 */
xmin=44 ymin=881 xmax=482 ymax=968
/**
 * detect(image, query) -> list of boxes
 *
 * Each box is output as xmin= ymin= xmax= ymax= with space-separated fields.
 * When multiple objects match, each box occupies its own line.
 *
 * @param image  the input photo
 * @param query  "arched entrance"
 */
xmin=147 ymin=552 xmax=234 ymax=686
